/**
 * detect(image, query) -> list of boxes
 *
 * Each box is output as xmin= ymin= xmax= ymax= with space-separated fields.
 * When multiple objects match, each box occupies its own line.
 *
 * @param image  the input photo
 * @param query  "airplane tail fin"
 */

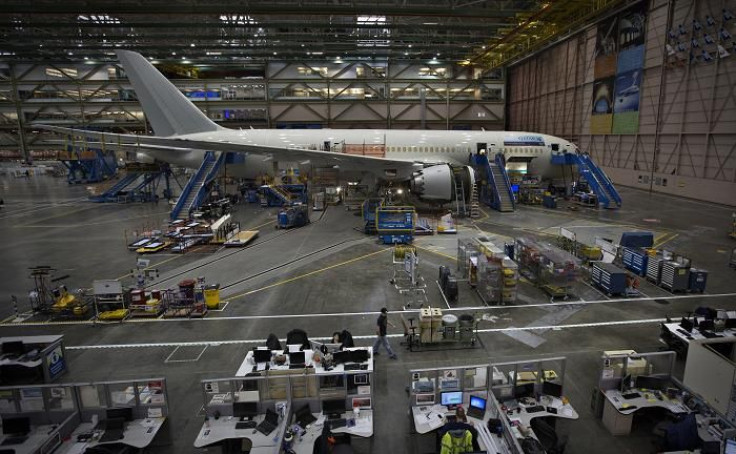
xmin=116 ymin=50 xmax=220 ymax=137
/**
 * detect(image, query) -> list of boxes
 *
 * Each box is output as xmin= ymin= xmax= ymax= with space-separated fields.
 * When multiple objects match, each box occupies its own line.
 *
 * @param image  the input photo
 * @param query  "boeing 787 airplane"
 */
xmin=41 ymin=50 xmax=619 ymax=206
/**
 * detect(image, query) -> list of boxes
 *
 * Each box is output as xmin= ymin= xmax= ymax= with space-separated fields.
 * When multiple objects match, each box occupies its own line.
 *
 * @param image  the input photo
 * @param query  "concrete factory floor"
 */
xmin=1 ymin=174 xmax=735 ymax=454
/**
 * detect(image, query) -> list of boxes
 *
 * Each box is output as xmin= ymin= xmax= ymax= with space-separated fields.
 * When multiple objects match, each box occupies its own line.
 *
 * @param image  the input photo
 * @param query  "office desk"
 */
xmin=193 ymin=413 xmax=286 ymax=450
xmin=602 ymin=389 xmax=690 ymax=435
xmin=411 ymin=400 xmax=511 ymax=453
xmin=504 ymin=395 xmax=578 ymax=428
xmin=0 ymin=424 xmax=61 ymax=454
xmin=236 ymin=348 xmax=373 ymax=377
xmin=664 ymin=323 xmax=736 ymax=344
xmin=57 ymin=417 xmax=166 ymax=453
xmin=290 ymin=411 xmax=373 ymax=454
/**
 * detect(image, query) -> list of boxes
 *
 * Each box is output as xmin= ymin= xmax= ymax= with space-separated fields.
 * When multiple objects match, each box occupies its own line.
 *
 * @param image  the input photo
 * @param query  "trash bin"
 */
xmin=204 ymin=284 xmax=221 ymax=309
xmin=458 ymin=314 xmax=475 ymax=343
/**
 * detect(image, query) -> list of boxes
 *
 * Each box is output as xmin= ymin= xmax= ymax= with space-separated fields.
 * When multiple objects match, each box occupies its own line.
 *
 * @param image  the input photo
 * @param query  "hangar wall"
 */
xmin=507 ymin=0 xmax=736 ymax=206
xmin=0 ymin=60 xmax=505 ymax=160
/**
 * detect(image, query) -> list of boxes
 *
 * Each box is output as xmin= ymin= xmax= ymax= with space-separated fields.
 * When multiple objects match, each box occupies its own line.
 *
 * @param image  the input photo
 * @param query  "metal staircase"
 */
xmin=170 ymin=151 xmax=225 ymax=220
xmin=90 ymin=172 xmax=141 ymax=202
xmin=453 ymin=171 xmax=469 ymax=217
xmin=551 ymin=152 xmax=621 ymax=209
xmin=473 ymin=154 xmax=515 ymax=212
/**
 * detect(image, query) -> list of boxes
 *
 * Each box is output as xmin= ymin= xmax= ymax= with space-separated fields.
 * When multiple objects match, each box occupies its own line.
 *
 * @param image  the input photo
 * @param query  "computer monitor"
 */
xmin=2 ymin=417 xmax=30 ymax=435
xmin=542 ymin=381 xmax=563 ymax=398
xmin=233 ymin=402 xmax=258 ymax=419
xmin=322 ymin=399 xmax=346 ymax=416
xmin=1 ymin=341 xmax=24 ymax=356
xmin=701 ymin=440 xmax=721 ymax=454
xmin=289 ymin=351 xmax=306 ymax=365
xmin=469 ymin=395 xmax=487 ymax=412
xmin=514 ymin=383 xmax=535 ymax=399
xmin=725 ymin=438 xmax=736 ymax=454
xmin=680 ymin=317 xmax=693 ymax=333
xmin=106 ymin=407 xmax=133 ymax=422
xmin=440 ymin=391 xmax=464 ymax=409
xmin=254 ymin=349 xmax=272 ymax=363
xmin=635 ymin=375 xmax=668 ymax=391
xmin=332 ymin=350 xmax=349 ymax=364
xmin=620 ymin=373 xmax=633 ymax=391
xmin=726 ymin=318 xmax=736 ymax=329
xmin=699 ymin=319 xmax=715 ymax=332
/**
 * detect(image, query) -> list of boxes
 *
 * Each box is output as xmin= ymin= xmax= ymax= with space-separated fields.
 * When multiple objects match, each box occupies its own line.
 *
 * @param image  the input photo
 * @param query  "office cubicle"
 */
xmin=76 ymin=377 xmax=170 ymax=422
xmin=596 ymin=350 xmax=676 ymax=392
xmin=201 ymin=369 xmax=374 ymax=420
xmin=489 ymin=356 xmax=567 ymax=401
xmin=408 ymin=363 xmax=489 ymax=407
xmin=0 ymin=335 xmax=67 ymax=384
xmin=407 ymin=364 xmax=525 ymax=454
xmin=0 ymin=383 xmax=80 ymax=452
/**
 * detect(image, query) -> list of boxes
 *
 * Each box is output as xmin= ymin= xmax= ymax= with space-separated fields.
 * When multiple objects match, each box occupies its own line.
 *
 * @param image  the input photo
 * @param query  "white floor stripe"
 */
xmin=4 ymin=291 xmax=734 ymax=328
xmin=64 ymin=317 xmax=667 ymax=350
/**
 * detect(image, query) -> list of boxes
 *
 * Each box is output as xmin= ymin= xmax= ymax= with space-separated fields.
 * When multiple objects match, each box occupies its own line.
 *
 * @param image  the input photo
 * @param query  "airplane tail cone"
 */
xmin=116 ymin=50 xmax=220 ymax=137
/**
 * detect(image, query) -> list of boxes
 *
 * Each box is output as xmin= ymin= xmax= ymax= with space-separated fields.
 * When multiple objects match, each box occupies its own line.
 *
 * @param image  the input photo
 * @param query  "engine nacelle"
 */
xmin=410 ymin=164 xmax=453 ymax=201
xmin=409 ymin=164 xmax=476 ymax=202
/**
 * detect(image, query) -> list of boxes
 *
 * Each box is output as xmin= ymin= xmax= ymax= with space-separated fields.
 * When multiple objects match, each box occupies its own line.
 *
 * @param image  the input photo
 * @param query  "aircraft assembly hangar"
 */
xmin=1 ymin=1 xmax=736 ymax=453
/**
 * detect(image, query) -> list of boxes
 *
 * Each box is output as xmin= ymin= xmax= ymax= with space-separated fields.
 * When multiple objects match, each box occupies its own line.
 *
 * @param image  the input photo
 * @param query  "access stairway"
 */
xmin=260 ymin=184 xmax=308 ymax=207
xmin=473 ymin=153 xmax=515 ymax=212
xmin=551 ymin=152 xmax=622 ymax=209
xmin=170 ymin=151 xmax=225 ymax=220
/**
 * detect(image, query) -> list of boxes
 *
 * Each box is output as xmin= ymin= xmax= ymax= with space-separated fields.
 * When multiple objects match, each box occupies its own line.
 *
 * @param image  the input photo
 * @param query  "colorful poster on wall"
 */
xmin=595 ymin=17 xmax=618 ymax=78
xmin=612 ymin=70 xmax=641 ymax=134
xmin=591 ymin=77 xmax=614 ymax=133
xmin=617 ymin=5 xmax=647 ymax=73
xmin=613 ymin=70 xmax=641 ymax=113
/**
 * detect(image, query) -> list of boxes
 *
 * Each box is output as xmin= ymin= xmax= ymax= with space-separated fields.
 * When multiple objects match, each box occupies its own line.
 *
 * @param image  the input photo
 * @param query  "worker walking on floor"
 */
xmin=373 ymin=307 xmax=398 ymax=359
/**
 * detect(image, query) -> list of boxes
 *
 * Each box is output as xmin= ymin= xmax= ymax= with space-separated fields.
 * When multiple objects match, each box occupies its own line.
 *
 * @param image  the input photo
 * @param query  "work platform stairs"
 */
xmin=473 ymin=153 xmax=515 ymax=212
xmin=260 ymin=184 xmax=308 ymax=207
xmin=170 ymin=151 xmax=226 ymax=220
xmin=551 ymin=152 xmax=622 ymax=209
xmin=453 ymin=168 xmax=469 ymax=218
xmin=90 ymin=163 xmax=169 ymax=203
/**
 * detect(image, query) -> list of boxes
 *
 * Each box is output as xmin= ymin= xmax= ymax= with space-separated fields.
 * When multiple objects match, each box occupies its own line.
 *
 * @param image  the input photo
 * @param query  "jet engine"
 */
xmin=409 ymin=164 xmax=476 ymax=202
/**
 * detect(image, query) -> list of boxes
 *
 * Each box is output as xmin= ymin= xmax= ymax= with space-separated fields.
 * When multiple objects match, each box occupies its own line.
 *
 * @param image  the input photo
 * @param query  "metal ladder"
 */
xmin=469 ymin=184 xmax=480 ymax=219
xmin=454 ymin=173 xmax=468 ymax=217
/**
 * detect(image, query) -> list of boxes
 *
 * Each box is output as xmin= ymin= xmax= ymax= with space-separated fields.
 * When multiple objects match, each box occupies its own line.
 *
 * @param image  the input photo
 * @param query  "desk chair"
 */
xmin=530 ymin=418 xmax=566 ymax=454
xmin=286 ymin=329 xmax=310 ymax=350
xmin=266 ymin=333 xmax=281 ymax=351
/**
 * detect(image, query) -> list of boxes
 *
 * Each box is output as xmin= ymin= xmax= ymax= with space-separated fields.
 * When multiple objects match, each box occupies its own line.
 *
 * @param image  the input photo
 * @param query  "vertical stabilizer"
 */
xmin=116 ymin=50 xmax=220 ymax=137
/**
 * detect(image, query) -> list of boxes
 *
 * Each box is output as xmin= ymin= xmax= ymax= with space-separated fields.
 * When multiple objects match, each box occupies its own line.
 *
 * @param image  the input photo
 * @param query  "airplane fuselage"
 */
xmin=143 ymin=128 xmax=576 ymax=181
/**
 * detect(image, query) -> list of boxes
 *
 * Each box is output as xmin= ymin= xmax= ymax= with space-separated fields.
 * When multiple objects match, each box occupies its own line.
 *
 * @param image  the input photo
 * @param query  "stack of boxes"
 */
xmin=419 ymin=307 xmax=444 ymax=344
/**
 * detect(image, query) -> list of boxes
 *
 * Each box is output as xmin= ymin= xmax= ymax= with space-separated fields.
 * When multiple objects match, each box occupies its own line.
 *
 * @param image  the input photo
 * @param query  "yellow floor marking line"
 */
xmin=224 ymin=248 xmax=390 ymax=302
xmin=412 ymin=244 xmax=458 ymax=261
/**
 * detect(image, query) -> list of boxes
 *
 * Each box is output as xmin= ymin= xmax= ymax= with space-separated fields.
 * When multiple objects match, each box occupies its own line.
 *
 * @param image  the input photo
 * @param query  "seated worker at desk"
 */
xmin=437 ymin=406 xmax=481 ymax=453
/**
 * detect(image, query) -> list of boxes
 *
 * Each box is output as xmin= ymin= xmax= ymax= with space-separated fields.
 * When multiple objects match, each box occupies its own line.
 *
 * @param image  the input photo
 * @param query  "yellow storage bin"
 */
xmin=204 ymin=285 xmax=220 ymax=309
xmin=98 ymin=309 xmax=129 ymax=320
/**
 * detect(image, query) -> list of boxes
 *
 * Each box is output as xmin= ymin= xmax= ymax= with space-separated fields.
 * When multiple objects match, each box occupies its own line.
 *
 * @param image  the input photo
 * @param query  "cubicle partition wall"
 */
xmin=0 ymin=335 xmax=68 ymax=384
xmin=202 ymin=370 xmax=374 ymax=419
xmin=596 ymin=351 xmax=676 ymax=392
xmin=77 ymin=377 xmax=170 ymax=422
xmin=489 ymin=357 xmax=567 ymax=401
xmin=0 ymin=382 xmax=80 ymax=452
xmin=409 ymin=364 xmax=489 ymax=407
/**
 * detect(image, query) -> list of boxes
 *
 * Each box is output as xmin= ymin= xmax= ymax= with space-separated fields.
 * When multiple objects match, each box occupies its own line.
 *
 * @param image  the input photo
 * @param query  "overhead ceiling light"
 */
xmin=190 ymin=43 xmax=196 ymax=47
xmin=273 ymin=51 xmax=278 ymax=55
xmin=171 ymin=52 xmax=176 ymax=55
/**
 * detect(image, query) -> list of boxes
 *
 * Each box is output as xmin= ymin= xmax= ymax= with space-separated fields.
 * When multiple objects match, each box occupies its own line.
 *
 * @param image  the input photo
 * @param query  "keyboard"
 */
xmin=622 ymin=392 xmax=641 ymax=400
xmin=525 ymin=406 xmax=546 ymax=413
xmin=236 ymin=421 xmax=257 ymax=429
xmin=344 ymin=364 xmax=362 ymax=370
xmin=289 ymin=364 xmax=305 ymax=369
xmin=99 ymin=429 xmax=124 ymax=442
xmin=1 ymin=435 xmax=28 ymax=445
xmin=328 ymin=418 xmax=347 ymax=429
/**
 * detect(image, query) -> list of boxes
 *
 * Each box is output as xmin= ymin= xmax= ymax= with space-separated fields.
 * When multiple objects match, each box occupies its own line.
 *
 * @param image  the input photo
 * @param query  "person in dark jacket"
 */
xmin=372 ymin=308 xmax=397 ymax=359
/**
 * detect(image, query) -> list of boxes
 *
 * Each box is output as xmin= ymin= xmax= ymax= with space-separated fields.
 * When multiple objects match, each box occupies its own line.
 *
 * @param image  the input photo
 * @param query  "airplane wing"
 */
xmin=38 ymin=124 xmax=419 ymax=174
